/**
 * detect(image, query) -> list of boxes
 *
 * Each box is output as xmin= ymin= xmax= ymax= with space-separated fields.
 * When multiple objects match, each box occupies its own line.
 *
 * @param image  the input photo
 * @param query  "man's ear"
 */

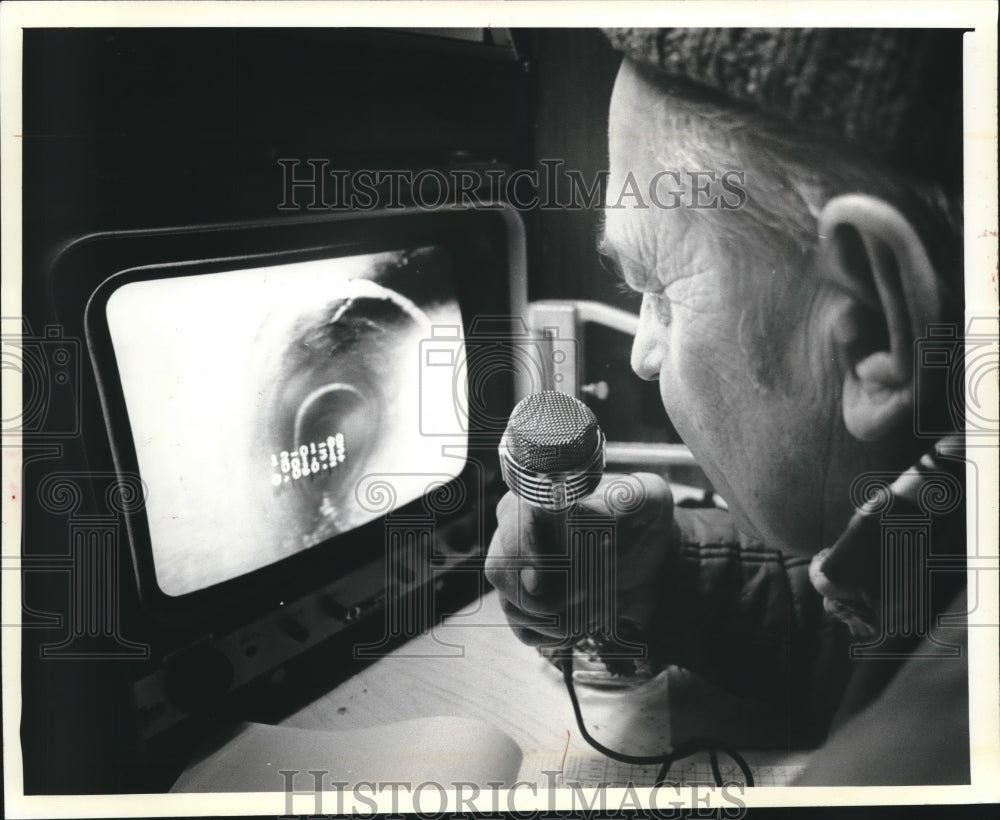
xmin=293 ymin=383 xmax=373 ymax=455
xmin=817 ymin=194 xmax=944 ymax=442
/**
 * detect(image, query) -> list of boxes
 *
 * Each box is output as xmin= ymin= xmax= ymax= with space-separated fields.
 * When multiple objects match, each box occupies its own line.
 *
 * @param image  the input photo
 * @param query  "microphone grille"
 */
xmin=505 ymin=390 xmax=601 ymax=473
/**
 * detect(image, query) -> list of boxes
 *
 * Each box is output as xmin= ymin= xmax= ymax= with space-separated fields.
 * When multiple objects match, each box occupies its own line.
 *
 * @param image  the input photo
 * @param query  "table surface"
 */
xmin=278 ymin=590 xmax=810 ymax=786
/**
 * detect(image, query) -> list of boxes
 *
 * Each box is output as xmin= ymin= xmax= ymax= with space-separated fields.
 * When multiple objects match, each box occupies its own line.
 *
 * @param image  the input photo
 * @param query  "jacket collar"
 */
xmin=808 ymin=436 xmax=965 ymax=640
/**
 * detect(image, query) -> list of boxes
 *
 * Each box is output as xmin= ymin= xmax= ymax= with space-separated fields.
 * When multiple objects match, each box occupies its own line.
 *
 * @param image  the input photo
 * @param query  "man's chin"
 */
xmin=672 ymin=441 xmax=758 ymax=537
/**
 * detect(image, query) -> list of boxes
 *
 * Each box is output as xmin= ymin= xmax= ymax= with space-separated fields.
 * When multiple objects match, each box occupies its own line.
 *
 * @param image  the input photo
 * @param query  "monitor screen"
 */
xmin=104 ymin=245 xmax=467 ymax=597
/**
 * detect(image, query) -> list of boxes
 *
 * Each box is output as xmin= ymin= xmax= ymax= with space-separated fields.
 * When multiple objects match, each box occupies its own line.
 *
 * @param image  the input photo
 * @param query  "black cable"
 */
xmin=557 ymin=653 xmax=755 ymax=787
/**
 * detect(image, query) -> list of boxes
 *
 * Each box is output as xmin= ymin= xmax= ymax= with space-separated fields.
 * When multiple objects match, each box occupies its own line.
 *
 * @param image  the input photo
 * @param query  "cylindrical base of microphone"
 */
xmin=498 ymin=391 xmax=650 ymax=680
xmin=498 ymin=430 xmax=606 ymax=512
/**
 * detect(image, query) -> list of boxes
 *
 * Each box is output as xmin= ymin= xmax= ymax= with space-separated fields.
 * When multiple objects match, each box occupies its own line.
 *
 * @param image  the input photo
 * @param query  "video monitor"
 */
xmin=103 ymin=246 xmax=467 ymax=598
xmin=67 ymin=208 xmax=525 ymax=625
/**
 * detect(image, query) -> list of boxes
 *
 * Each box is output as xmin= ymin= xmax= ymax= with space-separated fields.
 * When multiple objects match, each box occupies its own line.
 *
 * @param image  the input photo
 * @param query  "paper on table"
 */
xmin=518 ymin=751 xmax=808 ymax=788
xmin=171 ymin=717 xmax=523 ymax=793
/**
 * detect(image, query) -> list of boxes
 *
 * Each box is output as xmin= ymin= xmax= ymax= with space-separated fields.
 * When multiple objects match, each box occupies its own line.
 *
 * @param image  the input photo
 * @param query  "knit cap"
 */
xmin=604 ymin=28 xmax=963 ymax=190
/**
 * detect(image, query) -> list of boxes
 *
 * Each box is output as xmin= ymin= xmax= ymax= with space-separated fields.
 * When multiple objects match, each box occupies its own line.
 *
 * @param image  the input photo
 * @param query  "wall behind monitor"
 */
xmin=520 ymin=29 xmax=626 ymax=307
xmin=20 ymin=27 xmax=528 ymax=795
xmin=19 ymin=28 xmax=678 ymax=795
xmin=519 ymin=29 xmax=681 ymax=446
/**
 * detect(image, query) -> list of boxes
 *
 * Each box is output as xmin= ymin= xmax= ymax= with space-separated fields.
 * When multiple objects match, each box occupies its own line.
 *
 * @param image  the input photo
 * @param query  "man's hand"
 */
xmin=484 ymin=472 xmax=676 ymax=649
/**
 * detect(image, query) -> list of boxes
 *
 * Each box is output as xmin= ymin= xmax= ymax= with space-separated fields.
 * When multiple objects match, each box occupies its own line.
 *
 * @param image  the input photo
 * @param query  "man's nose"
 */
xmin=630 ymin=297 xmax=661 ymax=382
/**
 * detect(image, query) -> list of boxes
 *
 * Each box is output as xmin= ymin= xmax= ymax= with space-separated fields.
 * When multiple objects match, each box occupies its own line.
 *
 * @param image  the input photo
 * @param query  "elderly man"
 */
xmin=486 ymin=29 xmax=968 ymax=785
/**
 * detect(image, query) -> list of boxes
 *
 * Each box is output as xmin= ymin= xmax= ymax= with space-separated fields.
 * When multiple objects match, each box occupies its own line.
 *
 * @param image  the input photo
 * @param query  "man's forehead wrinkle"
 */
xmin=634 ymin=211 xmax=663 ymax=283
xmin=604 ymin=207 xmax=707 ymax=294
xmin=607 ymin=220 xmax=653 ymax=291
xmin=658 ymin=236 xmax=718 ymax=304
xmin=596 ymin=233 xmax=631 ymax=286
xmin=647 ymin=200 xmax=705 ymax=275
xmin=601 ymin=210 xmax=633 ymax=261
xmin=622 ymin=208 xmax=674 ymax=291
xmin=652 ymin=210 xmax=688 ymax=284
xmin=664 ymin=247 xmax=712 ymax=288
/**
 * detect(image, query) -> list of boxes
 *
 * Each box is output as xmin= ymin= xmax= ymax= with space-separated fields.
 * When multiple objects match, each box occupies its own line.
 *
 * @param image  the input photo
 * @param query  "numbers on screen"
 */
xmin=270 ymin=434 xmax=347 ymax=486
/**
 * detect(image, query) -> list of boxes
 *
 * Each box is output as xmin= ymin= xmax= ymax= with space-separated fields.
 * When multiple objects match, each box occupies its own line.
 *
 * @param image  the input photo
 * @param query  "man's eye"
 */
xmin=614 ymin=278 xmax=642 ymax=300
xmin=597 ymin=243 xmax=651 ymax=294
xmin=598 ymin=249 xmax=623 ymax=278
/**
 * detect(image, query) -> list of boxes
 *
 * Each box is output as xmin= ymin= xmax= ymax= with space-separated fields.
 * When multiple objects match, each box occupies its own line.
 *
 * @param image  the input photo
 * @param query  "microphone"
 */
xmin=499 ymin=390 xmax=606 ymax=511
xmin=498 ymin=390 xmax=648 ymax=680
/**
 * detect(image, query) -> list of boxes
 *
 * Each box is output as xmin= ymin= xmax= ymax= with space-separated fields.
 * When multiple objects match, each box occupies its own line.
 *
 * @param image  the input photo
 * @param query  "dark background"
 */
xmin=18 ymin=27 xmax=648 ymax=795
xmin=22 ymin=28 xmax=626 ymax=305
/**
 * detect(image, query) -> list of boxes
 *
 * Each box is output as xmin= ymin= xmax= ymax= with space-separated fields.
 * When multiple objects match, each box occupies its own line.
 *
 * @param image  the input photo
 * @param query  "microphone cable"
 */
xmin=554 ymin=650 xmax=755 ymax=787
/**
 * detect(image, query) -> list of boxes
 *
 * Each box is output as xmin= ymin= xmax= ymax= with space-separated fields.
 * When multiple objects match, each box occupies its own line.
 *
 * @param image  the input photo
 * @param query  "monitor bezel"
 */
xmin=52 ymin=207 xmax=525 ymax=629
